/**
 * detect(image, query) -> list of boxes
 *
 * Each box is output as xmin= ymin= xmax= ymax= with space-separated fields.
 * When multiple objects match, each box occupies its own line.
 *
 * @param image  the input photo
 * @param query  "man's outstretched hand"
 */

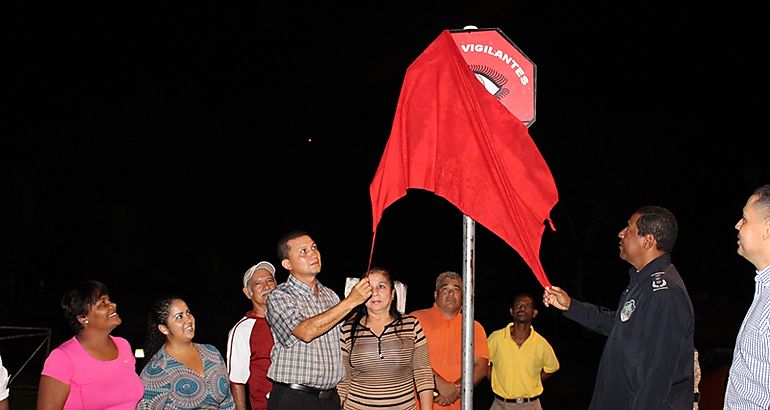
xmin=543 ymin=286 xmax=571 ymax=311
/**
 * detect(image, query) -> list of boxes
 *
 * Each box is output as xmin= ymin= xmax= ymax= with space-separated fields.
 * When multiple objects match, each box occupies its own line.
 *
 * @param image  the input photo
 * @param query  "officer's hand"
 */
xmin=543 ymin=286 xmax=571 ymax=311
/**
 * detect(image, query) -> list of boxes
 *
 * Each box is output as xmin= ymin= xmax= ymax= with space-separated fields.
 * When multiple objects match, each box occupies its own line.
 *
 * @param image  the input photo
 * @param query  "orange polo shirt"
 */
xmin=411 ymin=304 xmax=489 ymax=410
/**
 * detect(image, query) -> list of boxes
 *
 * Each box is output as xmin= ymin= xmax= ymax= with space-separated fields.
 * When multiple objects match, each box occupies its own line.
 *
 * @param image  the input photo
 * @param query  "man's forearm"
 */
xmin=230 ymin=382 xmax=248 ymax=410
xmin=292 ymin=298 xmax=357 ymax=342
xmin=472 ymin=358 xmax=489 ymax=385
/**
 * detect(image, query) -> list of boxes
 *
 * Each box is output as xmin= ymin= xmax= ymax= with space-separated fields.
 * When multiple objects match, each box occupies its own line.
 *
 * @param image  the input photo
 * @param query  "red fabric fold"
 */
xmin=369 ymin=30 xmax=558 ymax=288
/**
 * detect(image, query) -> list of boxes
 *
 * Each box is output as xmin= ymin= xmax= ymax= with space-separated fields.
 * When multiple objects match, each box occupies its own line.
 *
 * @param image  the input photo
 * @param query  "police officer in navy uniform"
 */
xmin=544 ymin=205 xmax=694 ymax=410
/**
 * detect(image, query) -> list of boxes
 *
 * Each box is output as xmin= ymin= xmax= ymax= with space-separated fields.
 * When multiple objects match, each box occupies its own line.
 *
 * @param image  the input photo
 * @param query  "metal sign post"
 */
xmin=452 ymin=26 xmax=537 ymax=410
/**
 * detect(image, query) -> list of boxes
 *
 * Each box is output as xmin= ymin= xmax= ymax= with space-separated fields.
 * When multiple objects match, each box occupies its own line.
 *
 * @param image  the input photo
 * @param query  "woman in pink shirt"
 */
xmin=37 ymin=280 xmax=143 ymax=409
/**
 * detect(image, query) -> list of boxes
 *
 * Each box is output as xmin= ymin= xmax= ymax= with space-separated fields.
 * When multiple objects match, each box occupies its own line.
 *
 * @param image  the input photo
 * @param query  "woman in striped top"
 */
xmin=338 ymin=268 xmax=435 ymax=410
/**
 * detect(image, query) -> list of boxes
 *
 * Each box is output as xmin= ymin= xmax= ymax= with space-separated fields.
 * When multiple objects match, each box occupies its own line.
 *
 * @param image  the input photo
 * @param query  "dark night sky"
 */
xmin=3 ymin=2 xmax=770 ymax=405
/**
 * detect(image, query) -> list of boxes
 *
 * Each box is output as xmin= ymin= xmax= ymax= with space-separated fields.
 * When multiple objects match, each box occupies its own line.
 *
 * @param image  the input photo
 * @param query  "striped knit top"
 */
xmin=338 ymin=314 xmax=435 ymax=409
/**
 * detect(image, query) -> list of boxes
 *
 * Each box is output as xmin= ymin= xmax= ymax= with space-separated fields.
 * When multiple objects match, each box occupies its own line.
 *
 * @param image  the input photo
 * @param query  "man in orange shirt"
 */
xmin=411 ymin=271 xmax=489 ymax=410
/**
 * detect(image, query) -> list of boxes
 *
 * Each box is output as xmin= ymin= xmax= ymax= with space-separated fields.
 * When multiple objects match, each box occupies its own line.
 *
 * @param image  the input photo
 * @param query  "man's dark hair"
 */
xmin=636 ymin=206 xmax=678 ymax=253
xmin=435 ymin=271 xmax=462 ymax=291
xmin=277 ymin=230 xmax=310 ymax=260
xmin=752 ymin=184 xmax=770 ymax=219
xmin=511 ymin=292 xmax=536 ymax=309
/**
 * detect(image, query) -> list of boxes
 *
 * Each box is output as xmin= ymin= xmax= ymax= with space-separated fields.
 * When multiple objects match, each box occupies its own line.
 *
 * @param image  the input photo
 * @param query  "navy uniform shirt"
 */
xmin=565 ymin=254 xmax=694 ymax=410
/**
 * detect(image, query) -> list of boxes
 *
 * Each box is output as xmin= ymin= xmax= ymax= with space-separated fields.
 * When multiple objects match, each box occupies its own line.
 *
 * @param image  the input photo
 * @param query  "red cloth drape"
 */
xmin=369 ymin=30 xmax=558 ymax=287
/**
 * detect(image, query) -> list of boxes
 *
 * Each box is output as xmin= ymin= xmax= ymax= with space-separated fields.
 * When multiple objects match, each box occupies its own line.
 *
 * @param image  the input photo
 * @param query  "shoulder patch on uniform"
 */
xmin=651 ymin=271 xmax=668 ymax=291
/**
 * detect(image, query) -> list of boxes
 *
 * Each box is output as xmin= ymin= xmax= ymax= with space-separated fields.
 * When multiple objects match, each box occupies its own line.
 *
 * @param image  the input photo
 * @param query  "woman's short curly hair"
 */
xmin=60 ymin=280 xmax=109 ymax=334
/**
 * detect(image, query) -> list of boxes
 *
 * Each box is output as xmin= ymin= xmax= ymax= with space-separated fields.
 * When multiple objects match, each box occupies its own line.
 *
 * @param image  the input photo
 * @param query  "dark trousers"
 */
xmin=267 ymin=383 xmax=340 ymax=410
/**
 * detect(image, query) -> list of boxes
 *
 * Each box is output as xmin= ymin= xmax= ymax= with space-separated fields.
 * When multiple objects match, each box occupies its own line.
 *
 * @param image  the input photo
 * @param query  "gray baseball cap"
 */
xmin=242 ymin=261 xmax=276 ymax=288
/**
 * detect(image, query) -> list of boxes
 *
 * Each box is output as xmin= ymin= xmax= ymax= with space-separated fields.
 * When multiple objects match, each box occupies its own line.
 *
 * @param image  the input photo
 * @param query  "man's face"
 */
xmin=510 ymin=295 xmax=536 ymax=324
xmin=618 ymin=212 xmax=648 ymax=269
xmin=434 ymin=277 xmax=462 ymax=316
xmin=285 ymin=235 xmax=322 ymax=276
xmin=736 ymin=194 xmax=768 ymax=266
xmin=245 ymin=268 xmax=276 ymax=306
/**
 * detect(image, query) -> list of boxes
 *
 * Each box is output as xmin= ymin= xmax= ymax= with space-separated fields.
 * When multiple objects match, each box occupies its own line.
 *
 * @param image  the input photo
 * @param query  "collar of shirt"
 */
xmin=627 ymin=253 xmax=671 ymax=285
xmin=754 ymin=265 xmax=770 ymax=295
xmin=286 ymin=273 xmax=321 ymax=296
xmin=429 ymin=303 xmax=462 ymax=325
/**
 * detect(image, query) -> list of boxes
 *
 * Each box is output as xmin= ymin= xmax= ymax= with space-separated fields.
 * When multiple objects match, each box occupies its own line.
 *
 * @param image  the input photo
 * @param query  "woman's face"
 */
xmin=162 ymin=299 xmax=195 ymax=342
xmin=365 ymin=271 xmax=394 ymax=315
xmin=83 ymin=294 xmax=121 ymax=332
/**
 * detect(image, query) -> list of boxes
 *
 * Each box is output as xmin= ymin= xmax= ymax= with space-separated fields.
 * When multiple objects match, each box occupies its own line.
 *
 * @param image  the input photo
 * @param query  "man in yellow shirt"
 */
xmin=487 ymin=293 xmax=559 ymax=409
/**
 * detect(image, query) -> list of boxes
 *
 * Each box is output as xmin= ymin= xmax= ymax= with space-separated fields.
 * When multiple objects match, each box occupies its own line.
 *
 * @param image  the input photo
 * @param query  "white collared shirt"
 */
xmin=724 ymin=265 xmax=770 ymax=409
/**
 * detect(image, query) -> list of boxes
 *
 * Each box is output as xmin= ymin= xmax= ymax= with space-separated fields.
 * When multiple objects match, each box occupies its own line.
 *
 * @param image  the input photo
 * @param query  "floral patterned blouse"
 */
xmin=138 ymin=343 xmax=234 ymax=409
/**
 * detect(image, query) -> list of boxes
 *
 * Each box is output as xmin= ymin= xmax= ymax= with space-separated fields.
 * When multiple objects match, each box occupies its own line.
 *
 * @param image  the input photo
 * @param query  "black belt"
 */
xmin=276 ymin=382 xmax=336 ymax=400
xmin=494 ymin=393 xmax=539 ymax=403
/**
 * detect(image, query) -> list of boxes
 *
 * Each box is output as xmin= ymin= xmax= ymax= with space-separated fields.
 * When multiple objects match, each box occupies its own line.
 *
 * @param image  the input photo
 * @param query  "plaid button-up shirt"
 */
xmin=266 ymin=274 xmax=344 ymax=390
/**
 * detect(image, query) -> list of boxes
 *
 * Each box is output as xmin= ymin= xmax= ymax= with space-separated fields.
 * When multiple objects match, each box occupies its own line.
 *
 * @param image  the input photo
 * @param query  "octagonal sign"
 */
xmin=450 ymin=28 xmax=537 ymax=127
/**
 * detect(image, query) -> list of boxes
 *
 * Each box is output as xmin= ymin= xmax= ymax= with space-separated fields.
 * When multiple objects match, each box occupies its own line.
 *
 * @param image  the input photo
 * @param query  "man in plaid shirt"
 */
xmin=266 ymin=230 xmax=372 ymax=410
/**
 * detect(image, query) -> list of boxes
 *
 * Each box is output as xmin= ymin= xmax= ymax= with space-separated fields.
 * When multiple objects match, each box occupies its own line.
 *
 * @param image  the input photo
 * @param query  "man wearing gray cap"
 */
xmin=227 ymin=261 xmax=278 ymax=410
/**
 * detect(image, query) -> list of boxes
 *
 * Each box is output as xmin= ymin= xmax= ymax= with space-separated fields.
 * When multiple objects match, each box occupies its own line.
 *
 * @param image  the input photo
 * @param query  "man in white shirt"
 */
xmin=724 ymin=184 xmax=770 ymax=409
xmin=227 ymin=261 xmax=278 ymax=410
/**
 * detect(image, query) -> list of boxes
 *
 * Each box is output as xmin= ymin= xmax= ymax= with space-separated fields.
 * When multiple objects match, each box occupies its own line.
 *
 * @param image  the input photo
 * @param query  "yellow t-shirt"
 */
xmin=487 ymin=323 xmax=559 ymax=399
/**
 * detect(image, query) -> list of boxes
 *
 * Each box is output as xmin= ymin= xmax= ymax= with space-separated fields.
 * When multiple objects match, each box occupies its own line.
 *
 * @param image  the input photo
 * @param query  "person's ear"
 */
xmin=281 ymin=259 xmax=291 ymax=271
xmin=158 ymin=324 xmax=169 ymax=336
xmin=78 ymin=316 xmax=88 ymax=326
xmin=242 ymin=287 xmax=253 ymax=299
xmin=532 ymin=308 xmax=539 ymax=318
xmin=643 ymin=234 xmax=656 ymax=250
xmin=509 ymin=307 xmax=515 ymax=318
xmin=763 ymin=218 xmax=770 ymax=240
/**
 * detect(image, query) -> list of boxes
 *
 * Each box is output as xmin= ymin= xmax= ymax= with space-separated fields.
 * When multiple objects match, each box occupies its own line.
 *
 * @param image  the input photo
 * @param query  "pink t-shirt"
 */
xmin=42 ymin=336 xmax=143 ymax=409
